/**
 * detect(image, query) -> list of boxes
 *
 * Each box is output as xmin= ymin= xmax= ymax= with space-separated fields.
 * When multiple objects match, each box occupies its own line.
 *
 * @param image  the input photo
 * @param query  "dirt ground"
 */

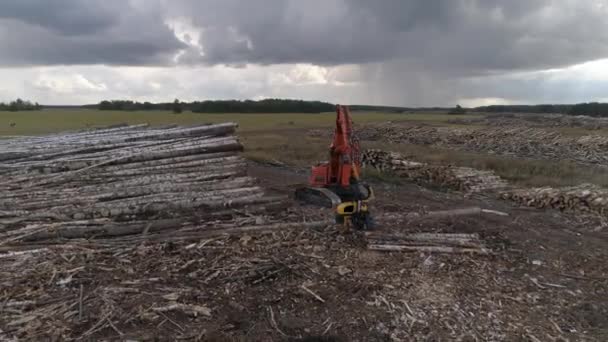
xmin=248 ymin=163 xmax=608 ymax=341
xmin=2 ymin=161 xmax=607 ymax=341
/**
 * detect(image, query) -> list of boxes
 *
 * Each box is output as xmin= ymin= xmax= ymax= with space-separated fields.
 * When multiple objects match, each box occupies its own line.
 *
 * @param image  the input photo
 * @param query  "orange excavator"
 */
xmin=295 ymin=105 xmax=374 ymax=230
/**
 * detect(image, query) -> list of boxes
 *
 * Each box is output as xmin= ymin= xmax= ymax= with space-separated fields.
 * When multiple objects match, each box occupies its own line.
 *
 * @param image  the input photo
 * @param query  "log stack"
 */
xmin=362 ymin=149 xmax=507 ymax=193
xmin=0 ymin=123 xmax=288 ymax=245
xmin=354 ymin=123 xmax=608 ymax=166
xmin=501 ymin=184 xmax=608 ymax=216
xmin=449 ymin=113 xmax=608 ymax=130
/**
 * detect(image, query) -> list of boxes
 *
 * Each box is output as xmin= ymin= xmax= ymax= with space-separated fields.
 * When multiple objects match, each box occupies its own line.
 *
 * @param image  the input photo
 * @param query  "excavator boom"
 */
xmin=296 ymin=105 xmax=373 ymax=230
xmin=309 ymin=105 xmax=361 ymax=187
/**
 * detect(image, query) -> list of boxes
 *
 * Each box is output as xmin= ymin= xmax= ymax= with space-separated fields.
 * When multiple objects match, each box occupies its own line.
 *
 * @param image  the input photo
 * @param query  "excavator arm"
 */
xmin=297 ymin=105 xmax=374 ymax=231
xmin=310 ymin=105 xmax=361 ymax=187
xmin=329 ymin=105 xmax=360 ymax=186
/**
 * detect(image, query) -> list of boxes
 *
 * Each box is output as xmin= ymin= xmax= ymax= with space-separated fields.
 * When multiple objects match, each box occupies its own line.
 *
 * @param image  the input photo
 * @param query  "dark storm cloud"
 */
xmin=0 ymin=0 xmax=185 ymax=66
xmin=0 ymin=0 xmax=117 ymax=35
xmin=172 ymin=0 xmax=608 ymax=73
xmin=0 ymin=0 xmax=607 ymax=74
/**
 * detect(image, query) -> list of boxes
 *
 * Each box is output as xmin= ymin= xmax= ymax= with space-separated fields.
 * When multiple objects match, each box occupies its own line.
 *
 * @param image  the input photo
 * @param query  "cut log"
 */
xmin=95 ymin=220 xmax=333 ymax=244
xmin=405 ymin=207 xmax=482 ymax=221
xmin=365 ymin=232 xmax=483 ymax=248
xmin=23 ymin=219 xmax=184 ymax=241
xmin=368 ymin=244 xmax=490 ymax=254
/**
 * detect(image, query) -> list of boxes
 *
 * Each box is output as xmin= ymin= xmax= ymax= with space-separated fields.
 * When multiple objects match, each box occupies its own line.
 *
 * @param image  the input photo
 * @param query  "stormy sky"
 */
xmin=1 ymin=0 xmax=607 ymax=106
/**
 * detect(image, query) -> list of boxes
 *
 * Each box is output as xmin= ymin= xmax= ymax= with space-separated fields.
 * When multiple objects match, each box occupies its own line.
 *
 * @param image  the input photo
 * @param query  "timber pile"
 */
xmin=353 ymin=123 xmax=608 ymax=166
xmin=449 ymin=113 xmax=608 ymax=130
xmin=501 ymin=184 xmax=608 ymax=216
xmin=0 ymin=123 xmax=290 ymax=246
xmin=362 ymin=149 xmax=507 ymax=193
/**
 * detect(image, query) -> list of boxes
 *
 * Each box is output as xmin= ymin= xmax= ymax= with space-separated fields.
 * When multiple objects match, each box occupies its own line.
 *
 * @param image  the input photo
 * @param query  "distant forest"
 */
xmin=90 ymin=99 xmax=608 ymax=116
xmin=349 ymin=105 xmax=450 ymax=113
xmin=354 ymin=102 xmax=608 ymax=117
xmin=87 ymin=99 xmax=335 ymax=113
xmin=472 ymin=103 xmax=608 ymax=117
xmin=4 ymin=98 xmax=608 ymax=117
xmin=0 ymin=99 xmax=42 ymax=111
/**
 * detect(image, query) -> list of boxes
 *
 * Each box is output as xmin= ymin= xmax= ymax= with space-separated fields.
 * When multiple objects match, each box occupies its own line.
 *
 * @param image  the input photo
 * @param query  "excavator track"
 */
xmin=294 ymin=186 xmax=342 ymax=208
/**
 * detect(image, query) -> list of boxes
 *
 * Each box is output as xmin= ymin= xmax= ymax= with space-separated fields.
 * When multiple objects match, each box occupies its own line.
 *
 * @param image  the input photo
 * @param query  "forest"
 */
xmin=471 ymin=103 xmax=608 ymax=116
xmin=4 ymin=98 xmax=608 ymax=117
xmin=0 ymin=99 xmax=42 ymax=111
xmin=91 ymin=99 xmax=334 ymax=113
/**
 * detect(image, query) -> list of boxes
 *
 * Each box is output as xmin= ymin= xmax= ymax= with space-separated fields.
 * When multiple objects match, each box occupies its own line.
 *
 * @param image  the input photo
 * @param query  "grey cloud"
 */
xmin=172 ymin=0 xmax=608 ymax=73
xmin=1 ymin=0 xmax=608 ymax=107
xmin=0 ymin=0 xmax=117 ymax=35
xmin=1 ymin=0 xmax=607 ymax=73
xmin=459 ymin=74 xmax=608 ymax=105
xmin=0 ymin=1 xmax=185 ymax=66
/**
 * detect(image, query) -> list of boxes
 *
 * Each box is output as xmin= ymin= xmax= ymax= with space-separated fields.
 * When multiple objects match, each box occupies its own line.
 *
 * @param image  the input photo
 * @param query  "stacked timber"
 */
xmin=449 ymin=113 xmax=608 ymax=130
xmin=362 ymin=149 xmax=507 ymax=193
xmin=0 ymin=123 xmax=288 ymax=245
xmin=501 ymin=184 xmax=608 ymax=216
xmin=354 ymin=123 xmax=608 ymax=166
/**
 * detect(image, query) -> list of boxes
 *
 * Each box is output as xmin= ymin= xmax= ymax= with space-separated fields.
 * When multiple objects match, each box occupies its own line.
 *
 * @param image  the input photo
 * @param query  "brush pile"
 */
xmin=0 ymin=123 xmax=289 ymax=246
xmin=501 ymin=184 xmax=608 ymax=216
xmin=362 ymin=149 xmax=507 ymax=193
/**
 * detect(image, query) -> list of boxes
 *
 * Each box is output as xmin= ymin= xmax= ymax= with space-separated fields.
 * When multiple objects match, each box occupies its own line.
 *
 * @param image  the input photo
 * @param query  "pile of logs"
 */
xmin=362 ymin=149 xmax=508 ymax=193
xmin=0 ymin=123 xmax=288 ymax=245
xmin=449 ymin=113 xmax=608 ymax=130
xmin=355 ymin=123 xmax=608 ymax=166
xmin=501 ymin=184 xmax=608 ymax=216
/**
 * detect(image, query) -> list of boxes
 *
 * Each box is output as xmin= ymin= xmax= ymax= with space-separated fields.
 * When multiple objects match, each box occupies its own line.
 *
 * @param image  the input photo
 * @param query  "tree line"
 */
xmin=471 ymin=104 xmax=572 ymax=114
xmin=90 ymin=99 xmax=335 ymax=113
xmin=351 ymin=103 xmax=608 ymax=117
xmin=6 ymin=97 xmax=608 ymax=117
xmin=349 ymin=105 xmax=453 ymax=113
xmin=0 ymin=99 xmax=42 ymax=111
xmin=470 ymin=103 xmax=608 ymax=117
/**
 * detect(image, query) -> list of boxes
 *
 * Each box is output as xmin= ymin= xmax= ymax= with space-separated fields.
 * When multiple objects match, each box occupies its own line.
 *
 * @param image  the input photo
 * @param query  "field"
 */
xmin=0 ymin=109 xmax=475 ymax=136
xmin=1 ymin=109 xmax=608 ymax=341
xmin=3 ymin=109 xmax=602 ymax=187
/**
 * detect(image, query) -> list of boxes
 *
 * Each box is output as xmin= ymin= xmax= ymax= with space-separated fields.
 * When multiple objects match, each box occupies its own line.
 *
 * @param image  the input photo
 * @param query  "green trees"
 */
xmin=0 ymin=99 xmax=41 ymax=111
xmin=94 ymin=98 xmax=334 ymax=113
xmin=568 ymin=103 xmax=608 ymax=117
xmin=189 ymin=99 xmax=333 ymax=113
xmin=449 ymin=105 xmax=467 ymax=114
xmin=471 ymin=104 xmax=572 ymax=114
xmin=472 ymin=103 xmax=608 ymax=117
xmin=97 ymin=100 xmax=142 ymax=111
xmin=172 ymin=99 xmax=182 ymax=114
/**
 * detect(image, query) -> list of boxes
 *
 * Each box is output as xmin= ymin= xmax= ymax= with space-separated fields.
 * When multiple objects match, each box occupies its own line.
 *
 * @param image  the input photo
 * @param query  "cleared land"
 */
xmin=1 ymin=110 xmax=607 ymax=340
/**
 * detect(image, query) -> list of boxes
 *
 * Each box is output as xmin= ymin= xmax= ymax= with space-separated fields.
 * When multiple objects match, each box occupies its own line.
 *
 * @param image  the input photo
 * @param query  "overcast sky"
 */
xmin=1 ymin=0 xmax=608 ymax=106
